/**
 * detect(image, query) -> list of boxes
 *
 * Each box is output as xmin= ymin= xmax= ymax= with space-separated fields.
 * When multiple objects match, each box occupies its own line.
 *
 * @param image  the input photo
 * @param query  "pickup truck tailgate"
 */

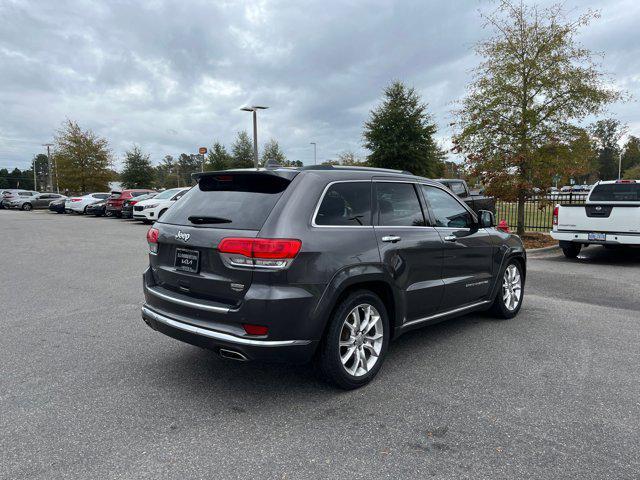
xmin=558 ymin=204 xmax=640 ymax=233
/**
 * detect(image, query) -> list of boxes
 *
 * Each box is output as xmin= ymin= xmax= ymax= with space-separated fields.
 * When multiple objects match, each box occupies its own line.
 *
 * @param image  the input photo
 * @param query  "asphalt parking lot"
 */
xmin=1 ymin=209 xmax=639 ymax=480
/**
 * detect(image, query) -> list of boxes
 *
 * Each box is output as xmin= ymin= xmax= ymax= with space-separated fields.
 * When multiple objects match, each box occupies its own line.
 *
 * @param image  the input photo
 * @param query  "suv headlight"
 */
xmin=144 ymin=203 xmax=158 ymax=209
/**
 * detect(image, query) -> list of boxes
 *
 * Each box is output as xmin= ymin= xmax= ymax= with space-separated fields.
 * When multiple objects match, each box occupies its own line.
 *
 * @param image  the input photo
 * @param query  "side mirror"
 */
xmin=478 ymin=210 xmax=495 ymax=228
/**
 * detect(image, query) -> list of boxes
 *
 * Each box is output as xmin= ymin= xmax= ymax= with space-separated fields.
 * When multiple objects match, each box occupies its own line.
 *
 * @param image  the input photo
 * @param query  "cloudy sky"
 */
xmin=1 ymin=0 xmax=639 ymax=170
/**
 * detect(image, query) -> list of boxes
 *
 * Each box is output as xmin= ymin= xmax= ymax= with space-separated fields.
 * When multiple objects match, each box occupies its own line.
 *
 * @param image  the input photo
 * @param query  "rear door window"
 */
xmin=160 ymin=173 xmax=291 ymax=230
xmin=315 ymin=182 xmax=372 ymax=226
xmin=374 ymin=182 xmax=425 ymax=227
xmin=590 ymin=183 xmax=640 ymax=201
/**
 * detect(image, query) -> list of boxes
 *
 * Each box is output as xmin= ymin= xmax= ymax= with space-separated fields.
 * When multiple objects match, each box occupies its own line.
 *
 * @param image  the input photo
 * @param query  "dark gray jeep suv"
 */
xmin=141 ymin=166 xmax=526 ymax=389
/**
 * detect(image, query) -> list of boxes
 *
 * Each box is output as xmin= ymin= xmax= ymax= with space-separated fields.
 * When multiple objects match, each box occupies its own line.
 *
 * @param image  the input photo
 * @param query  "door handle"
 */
xmin=444 ymin=235 xmax=457 ymax=242
xmin=381 ymin=235 xmax=401 ymax=243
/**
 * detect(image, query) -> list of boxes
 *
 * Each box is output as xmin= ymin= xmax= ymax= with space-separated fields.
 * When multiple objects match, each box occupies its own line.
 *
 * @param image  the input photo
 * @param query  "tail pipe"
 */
xmin=218 ymin=348 xmax=249 ymax=362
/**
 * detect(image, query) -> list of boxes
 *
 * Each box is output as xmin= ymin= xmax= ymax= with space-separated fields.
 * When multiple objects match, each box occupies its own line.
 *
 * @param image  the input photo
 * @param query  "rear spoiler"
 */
xmin=192 ymin=169 xmax=299 ymax=182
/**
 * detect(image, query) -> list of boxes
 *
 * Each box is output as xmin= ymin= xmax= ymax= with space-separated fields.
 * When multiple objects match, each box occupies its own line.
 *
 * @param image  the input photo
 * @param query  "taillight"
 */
xmin=242 ymin=324 xmax=269 ymax=336
xmin=147 ymin=227 xmax=159 ymax=253
xmin=218 ymin=237 xmax=302 ymax=269
xmin=71 ymin=198 xmax=82 ymax=202
xmin=552 ymin=205 xmax=559 ymax=228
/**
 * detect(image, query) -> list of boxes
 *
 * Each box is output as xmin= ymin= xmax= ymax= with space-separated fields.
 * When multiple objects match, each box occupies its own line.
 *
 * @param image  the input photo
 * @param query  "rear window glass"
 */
xmin=159 ymin=173 xmax=291 ymax=230
xmin=447 ymin=182 xmax=466 ymax=196
xmin=315 ymin=182 xmax=372 ymax=226
xmin=375 ymin=182 xmax=425 ymax=226
xmin=590 ymin=183 xmax=640 ymax=202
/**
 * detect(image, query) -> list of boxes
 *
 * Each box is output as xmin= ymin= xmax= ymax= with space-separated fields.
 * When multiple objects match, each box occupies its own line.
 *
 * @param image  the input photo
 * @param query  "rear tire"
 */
xmin=22 ymin=203 xmax=32 ymax=211
xmin=561 ymin=243 xmax=581 ymax=258
xmin=316 ymin=290 xmax=389 ymax=390
xmin=489 ymin=260 xmax=524 ymax=319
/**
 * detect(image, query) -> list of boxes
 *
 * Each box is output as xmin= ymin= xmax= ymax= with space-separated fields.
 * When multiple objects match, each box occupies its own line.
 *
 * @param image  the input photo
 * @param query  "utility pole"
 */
xmin=32 ymin=156 xmax=37 ymax=191
xmin=241 ymin=106 xmax=269 ymax=168
xmin=42 ymin=143 xmax=54 ymax=191
xmin=310 ymin=142 xmax=317 ymax=165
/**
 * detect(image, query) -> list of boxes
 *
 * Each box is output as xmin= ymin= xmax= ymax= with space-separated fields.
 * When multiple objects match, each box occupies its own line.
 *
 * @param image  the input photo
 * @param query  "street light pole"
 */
xmin=241 ymin=106 xmax=268 ymax=168
xmin=310 ymin=142 xmax=317 ymax=165
xmin=42 ymin=143 xmax=54 ymax=191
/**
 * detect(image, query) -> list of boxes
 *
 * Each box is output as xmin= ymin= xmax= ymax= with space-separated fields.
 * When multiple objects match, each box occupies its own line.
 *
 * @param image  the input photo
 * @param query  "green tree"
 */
xmin=453 ymin=1 xmax=622 ymax=234
xmin=337 ymin=151 xmax=369 ymax=166
xmin=623 ymin=164 xmax=640 ymax=180
xmin=279 ymin=159 xmax=303 ymax=167
xmin=206 ymin=142 xmax=232 ymax=171
xmin=231 ymin=131 xmax=254 ymax=168
xmin=364 ymin=81 xmax=444 ymax=177
xmin=120 ymin=145 xmax=155 ymax=188
xmin=0 ymin=168 xmax=8 ymax=189
xmin=154 ymin=155 xmax=179 ymax=188
xmin=32 ymin=153 xmax=49 ymax=191
xmin=261 ymin=139 xmax=287 ymax=166
xmin=54 ymin=120 xmax=112 ymax=193
xmin=177 ymin=153 xmax=201 ymax=186
xmin=590 ymin=119 xmax=626 ymax=180
xmin=621 ymin=135 xmax=640 ymax=173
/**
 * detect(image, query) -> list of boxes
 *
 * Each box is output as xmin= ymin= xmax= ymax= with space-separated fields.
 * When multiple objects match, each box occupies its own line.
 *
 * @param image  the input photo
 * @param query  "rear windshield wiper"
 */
xmin=188 ymin=216 xmax=232 ymax=224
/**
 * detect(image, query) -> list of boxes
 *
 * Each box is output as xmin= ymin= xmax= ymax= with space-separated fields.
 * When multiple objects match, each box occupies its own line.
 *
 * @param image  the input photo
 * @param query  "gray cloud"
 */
xmin=1 ymin=0 xmax=638 ymax=170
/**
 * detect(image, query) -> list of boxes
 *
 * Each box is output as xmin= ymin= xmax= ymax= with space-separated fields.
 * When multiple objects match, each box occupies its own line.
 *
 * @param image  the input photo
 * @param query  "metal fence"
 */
xmin=495 ymin=193 xmax=587 ymax=232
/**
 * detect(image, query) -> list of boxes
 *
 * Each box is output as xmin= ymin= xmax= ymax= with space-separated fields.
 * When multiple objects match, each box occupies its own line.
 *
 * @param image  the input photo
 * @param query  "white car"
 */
xmin=551 ymin=179 xmax=640 ymax=257
xmin=133 ymin=187 xmax=189 ymax=223
xmin=65 ymin=192 xmax=112 ymax=214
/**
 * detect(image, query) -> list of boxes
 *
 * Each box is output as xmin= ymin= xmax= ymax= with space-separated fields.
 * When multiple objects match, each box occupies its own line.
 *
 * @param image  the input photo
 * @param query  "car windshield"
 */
xmin=590 ymin=183 xmax=640 ymax=202
xmin=154 ymin=188 xmax=183 ymax=200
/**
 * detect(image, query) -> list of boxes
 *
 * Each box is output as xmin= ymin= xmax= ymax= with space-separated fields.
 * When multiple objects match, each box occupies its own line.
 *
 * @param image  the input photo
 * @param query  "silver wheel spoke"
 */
xmin=341 ymin=346 xmax=356 ymax=364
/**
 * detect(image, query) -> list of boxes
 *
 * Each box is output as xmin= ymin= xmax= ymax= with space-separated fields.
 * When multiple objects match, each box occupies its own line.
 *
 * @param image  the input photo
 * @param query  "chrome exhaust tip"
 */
xmin=218 ymin=348 xmax=249 ymax=362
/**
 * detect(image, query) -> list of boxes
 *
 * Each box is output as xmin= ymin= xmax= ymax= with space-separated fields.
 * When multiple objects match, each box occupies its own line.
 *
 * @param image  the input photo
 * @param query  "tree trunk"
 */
xmin=516 ymin=191 xmax=526 ymax=236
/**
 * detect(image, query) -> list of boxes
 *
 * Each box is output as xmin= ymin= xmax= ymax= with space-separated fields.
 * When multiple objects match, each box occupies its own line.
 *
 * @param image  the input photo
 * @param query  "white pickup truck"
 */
xmin=551 ymin=180 xmax=640 ymax=258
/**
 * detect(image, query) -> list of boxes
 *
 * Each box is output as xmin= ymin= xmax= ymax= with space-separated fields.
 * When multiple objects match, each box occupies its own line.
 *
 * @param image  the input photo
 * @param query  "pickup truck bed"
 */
xmin=435 ymin=179 xmax=496 ymax=215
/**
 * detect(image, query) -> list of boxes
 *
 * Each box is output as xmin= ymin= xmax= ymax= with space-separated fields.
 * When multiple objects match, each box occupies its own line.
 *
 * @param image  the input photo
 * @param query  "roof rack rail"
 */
xmin=300 ymin=165 xmax=413 ymax=175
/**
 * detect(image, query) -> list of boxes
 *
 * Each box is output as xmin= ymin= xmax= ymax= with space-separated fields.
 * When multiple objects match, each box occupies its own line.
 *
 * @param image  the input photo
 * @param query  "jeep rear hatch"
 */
xmin=150 ymin=171 xmax=298 ymax=307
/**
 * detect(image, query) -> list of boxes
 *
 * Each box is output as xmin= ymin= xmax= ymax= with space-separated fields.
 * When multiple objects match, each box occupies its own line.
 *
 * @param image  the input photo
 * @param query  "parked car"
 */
xmin=122 ymin=193 xmax=157 ymax=219
xmin=7 ymin=192 xmax=66 ymax=210
xmin=86 ymin=199 xmax=108 ymax=216
xmin=65 ymin=193 xmax=111 ymax=214
xmin=551 ymin=179 xmax=640 ymax=257
xmin=141 ymin=166 xmax=526 ymax=389
xmin=106 ymin=189 xmax=156 ymax=217
xmin=434 ymin=179 xmax=496 ymax=214
xmin=2 ymin=189 xmax=34 ymax=208
xmin=48 ymin=198 xmax=67 ymax=214
xmin=133 ymin=188 xmax=188 ymax=223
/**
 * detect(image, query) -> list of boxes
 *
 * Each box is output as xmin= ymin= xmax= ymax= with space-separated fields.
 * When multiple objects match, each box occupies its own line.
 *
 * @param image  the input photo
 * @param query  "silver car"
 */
xmin=1 ymin=189 xmax=34 ymax=209
xmin=8 ymin=192 xmax=66 ymax=211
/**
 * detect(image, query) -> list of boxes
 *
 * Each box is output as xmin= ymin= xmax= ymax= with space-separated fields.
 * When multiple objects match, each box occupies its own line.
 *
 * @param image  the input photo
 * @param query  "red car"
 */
xmin=106 ymin=189 xmax=156 ymax=217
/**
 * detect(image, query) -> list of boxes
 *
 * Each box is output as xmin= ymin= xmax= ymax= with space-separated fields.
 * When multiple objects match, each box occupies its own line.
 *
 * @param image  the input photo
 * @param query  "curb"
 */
xmin=526 ymin=244 xmax=559 ymax=254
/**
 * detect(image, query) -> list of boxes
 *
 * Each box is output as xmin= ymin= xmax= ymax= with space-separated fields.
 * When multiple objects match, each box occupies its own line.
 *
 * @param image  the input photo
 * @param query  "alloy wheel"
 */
xmin=502 ymin=264 xmax=522 ymax=311
xmin=339 ymin=304 xmax=384 ymax=377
